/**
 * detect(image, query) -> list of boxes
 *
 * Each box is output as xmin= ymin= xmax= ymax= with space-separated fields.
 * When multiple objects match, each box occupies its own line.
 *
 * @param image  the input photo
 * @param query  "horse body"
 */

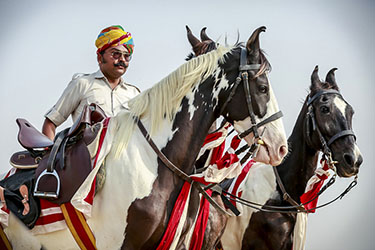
xmin=220 ymin=67 xmax=363 ymax=250
xmin=184 ymin=26 xmax=288 ymax=250
xmin=3 ymin=29 xmax=288 ymax=249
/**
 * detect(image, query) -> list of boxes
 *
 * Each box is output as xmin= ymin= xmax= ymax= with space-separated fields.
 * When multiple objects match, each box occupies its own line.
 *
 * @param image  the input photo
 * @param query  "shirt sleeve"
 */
xmin=44 ymin=78 xmax=87 ymax=126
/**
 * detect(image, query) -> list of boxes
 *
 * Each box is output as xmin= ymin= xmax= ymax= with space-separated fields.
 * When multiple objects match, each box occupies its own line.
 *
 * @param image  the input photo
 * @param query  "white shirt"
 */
xmin=45 ymin=70 xmax=140 ymax=126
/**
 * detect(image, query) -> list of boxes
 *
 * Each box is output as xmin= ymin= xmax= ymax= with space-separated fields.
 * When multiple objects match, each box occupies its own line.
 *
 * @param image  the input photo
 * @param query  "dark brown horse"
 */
xmin=220 ymin=66 xmax=363 ymax=250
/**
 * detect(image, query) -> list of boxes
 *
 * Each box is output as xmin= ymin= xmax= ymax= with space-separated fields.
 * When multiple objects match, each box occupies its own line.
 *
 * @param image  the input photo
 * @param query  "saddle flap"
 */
xmin=17 ymin=118 xmax=54 ymax=149
xmin=35 ymin=139 xmax=93 ymax=204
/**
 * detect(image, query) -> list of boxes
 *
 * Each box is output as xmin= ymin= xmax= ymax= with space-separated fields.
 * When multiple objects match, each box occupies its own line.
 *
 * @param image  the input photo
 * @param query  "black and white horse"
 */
xmin=3 ymin=27 xmax=287 ymax=249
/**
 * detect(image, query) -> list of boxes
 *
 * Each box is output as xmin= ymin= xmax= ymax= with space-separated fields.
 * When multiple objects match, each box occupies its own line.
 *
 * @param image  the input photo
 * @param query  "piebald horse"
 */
xmin=3 ymin=27 xmax=287 ymax=249
xmin=220 ymin=67 xmax=362 ymax=250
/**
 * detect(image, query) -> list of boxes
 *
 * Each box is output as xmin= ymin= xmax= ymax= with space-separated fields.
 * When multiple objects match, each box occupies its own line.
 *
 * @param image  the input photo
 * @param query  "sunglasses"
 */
xmin=110 ymin=51 xmax=132 ymax=62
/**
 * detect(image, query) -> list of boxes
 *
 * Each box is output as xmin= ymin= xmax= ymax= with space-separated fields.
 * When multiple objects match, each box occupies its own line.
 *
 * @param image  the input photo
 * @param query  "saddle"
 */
xmin=10 ymin=103 xmax=107 ymax=205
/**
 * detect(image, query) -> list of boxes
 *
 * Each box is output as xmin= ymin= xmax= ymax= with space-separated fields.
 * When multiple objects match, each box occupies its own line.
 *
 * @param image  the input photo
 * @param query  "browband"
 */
xmin=307 ymin=89 xmax=342 ymax=106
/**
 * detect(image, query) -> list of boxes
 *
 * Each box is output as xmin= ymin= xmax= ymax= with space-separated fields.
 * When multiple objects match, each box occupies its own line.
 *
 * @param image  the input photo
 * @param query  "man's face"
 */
xmin=98 ymin=45 xmax=131 ymax=80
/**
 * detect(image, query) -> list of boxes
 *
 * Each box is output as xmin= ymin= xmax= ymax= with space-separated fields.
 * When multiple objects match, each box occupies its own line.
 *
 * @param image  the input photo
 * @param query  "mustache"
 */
xmin=114 ymin=62 xmax=127 ymax=68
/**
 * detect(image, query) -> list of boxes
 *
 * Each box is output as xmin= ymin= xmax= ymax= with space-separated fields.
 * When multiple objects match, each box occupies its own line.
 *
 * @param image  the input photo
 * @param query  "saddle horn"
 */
xmin=325 ymin=68 xmax=339 ymax=91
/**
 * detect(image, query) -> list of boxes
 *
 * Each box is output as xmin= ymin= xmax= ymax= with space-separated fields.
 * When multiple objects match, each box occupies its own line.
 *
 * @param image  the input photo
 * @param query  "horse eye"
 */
xmin=258 ymin=85 xmax=268 ymax=94
xmin=320 ymin=106 xmax=330 ymax=114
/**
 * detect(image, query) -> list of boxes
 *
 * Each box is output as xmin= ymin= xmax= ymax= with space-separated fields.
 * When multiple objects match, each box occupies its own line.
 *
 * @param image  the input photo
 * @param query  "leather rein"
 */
xmin=222 ymin=89 xmax=358 ymax=213
xmin=135 ymin=47 xmax=283 ymax=216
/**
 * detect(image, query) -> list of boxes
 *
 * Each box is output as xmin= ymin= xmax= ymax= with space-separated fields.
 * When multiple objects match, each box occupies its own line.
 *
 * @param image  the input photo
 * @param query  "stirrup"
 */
xmin=33 ymin=169 xmax=61 ymax=199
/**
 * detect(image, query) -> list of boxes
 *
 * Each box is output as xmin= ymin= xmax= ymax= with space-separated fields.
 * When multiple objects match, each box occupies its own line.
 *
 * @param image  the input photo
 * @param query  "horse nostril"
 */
xmin=279 ymin=145 xmax=288 ymax=159
xmin=343 ymin=153 xmax=354 ymax=166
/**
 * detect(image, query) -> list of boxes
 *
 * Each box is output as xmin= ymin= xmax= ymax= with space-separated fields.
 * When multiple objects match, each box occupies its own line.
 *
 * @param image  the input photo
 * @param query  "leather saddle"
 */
xmin=10 ymin=103 xmax=107 ymax=205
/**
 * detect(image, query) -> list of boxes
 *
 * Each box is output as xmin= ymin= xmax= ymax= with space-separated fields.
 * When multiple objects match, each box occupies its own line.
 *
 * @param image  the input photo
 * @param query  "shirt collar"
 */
xmin=94 ymin=69 xmax=127 ymax=88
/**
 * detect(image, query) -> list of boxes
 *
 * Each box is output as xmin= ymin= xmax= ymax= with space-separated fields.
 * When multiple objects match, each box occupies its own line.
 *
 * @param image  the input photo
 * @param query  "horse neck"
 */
xmin=277 ymin=103 xmax=320 ymax=201
xmin=156 ymin=86 xmax=218 ymax=187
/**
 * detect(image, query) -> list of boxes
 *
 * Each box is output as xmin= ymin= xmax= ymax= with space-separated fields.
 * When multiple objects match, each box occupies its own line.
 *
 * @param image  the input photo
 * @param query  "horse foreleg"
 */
xmin=201 ymin=193 xmax=227 ymax=250
xmin=4 ymin=213 xmax=41 ymax=250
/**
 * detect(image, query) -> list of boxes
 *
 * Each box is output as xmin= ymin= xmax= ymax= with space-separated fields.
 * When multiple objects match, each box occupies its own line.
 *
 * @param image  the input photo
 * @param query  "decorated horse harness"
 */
xmin=136 ymin=47 xmax=284 ymax=216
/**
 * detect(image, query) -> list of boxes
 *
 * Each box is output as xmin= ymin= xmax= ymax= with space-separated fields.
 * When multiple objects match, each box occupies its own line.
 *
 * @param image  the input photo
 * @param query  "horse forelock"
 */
xmin=232 ymin=43 xmax=271 ymax=78
xmin=112 ymin=45 xmax=232 ymax=157
xmin=255 ymin=49 xmax=271 ymax=78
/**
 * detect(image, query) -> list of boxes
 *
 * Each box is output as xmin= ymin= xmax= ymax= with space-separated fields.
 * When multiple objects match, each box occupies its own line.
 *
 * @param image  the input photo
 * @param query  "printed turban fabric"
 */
xmin=95 ymin=25 xmax=134 ymax=55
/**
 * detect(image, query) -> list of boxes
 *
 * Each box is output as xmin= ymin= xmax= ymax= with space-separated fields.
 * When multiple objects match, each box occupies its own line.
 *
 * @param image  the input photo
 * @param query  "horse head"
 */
xmin=186 ymin=26 xmax=288 ymax=166
xmin=305 ymin=66 xmax=363 ymax=177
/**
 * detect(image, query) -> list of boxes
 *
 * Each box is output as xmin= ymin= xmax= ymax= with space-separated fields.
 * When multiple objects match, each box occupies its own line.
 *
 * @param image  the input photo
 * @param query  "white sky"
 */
xmin=0 ymin=0 xmax=374 ymax=249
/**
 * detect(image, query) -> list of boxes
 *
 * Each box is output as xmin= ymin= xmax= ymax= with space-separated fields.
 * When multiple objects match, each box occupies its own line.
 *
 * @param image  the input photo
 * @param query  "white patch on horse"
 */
xmin=213 ymin=70 xmax=229 ymax=102
xmin=233 ymin=79 xmax=280 ymax=131
xmin=233 ymin=84 xmax=287 ymax=166
xmin=221 ymin=162 xmax=277 ymax=249
xmin=333 ymin=96 xmax=347 ymax=117
xmin=353 ymin=144 xmax=362 ymax=163
xmin=186 ymin=86 xmax=199 ymax=120
xmin=86 ymin=119 xmax=175 ymax=249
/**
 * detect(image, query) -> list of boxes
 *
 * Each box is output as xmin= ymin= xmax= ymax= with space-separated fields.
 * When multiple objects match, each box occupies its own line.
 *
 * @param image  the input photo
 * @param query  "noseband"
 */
xmin=220 ymin=48 xmax=283 ymax=145
xmin=271 ymin=89 xmax=358 ymax=212
xmin=306 ymin=89 xmax=356 ymax=167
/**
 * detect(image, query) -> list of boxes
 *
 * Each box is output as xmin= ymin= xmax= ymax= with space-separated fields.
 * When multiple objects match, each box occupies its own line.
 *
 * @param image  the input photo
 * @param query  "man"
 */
xmin=0 ymin=25 xmax=140 ymax=221
xmin=42 ymin=25 xmax=140 ymax=140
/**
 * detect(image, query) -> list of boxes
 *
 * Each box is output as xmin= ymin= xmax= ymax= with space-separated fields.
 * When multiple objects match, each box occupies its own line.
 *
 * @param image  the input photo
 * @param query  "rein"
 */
xmin=269 ymin=90 xmax=357 ymax=213
xmin=275 ymin=89 xmax=356 ymax=209
xmin=219 ymin=48 xmax=283 ymax=151
xmin=221 ymin=174 xmax=357 ymax=213
xmin=305 ymin=89 xmax=356 ymax=165
xmin=136 ymin=118 xmax=232 ymax=217
xmin=221 ymin=89 xmax=358 ymax=214
xmin=135 ymin=47 xmax=283 ymax=217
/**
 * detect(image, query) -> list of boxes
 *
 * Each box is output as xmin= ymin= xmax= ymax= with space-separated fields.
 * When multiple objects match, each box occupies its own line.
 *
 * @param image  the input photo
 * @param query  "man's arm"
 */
xmin=42 ymin=118 xmax=56 ymax=140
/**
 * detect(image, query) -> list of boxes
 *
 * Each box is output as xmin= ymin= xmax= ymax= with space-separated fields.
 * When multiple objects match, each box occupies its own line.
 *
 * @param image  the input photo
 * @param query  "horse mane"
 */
xmin=112 ymin=45 xmax=232 ymax=156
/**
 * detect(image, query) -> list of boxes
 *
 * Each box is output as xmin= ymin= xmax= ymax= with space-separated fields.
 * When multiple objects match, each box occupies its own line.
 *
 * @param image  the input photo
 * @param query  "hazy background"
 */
xmin=0 ymin=1 xmax=373 ymax=249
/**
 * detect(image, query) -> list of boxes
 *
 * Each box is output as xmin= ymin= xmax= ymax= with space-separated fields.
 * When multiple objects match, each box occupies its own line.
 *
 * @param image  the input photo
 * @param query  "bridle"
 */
xmin=304 ymin=89 xmax=356 ymax=169
xmin=219 ymin=47 xmax=283 ymax=155
xmin=272 ymin=89 xmax=357 ymax=212
xmin=221 ymin=89 xmax=358 ymax=213
xmin=135 ymin=47 xmax=283 ymax=217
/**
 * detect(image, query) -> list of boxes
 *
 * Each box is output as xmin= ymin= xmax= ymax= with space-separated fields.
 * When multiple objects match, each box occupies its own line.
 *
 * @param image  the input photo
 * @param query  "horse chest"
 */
xmin=87 ymin=123 xmax=178 ymax=248
xmin=221 ymin=163 xmax=278 ymax=249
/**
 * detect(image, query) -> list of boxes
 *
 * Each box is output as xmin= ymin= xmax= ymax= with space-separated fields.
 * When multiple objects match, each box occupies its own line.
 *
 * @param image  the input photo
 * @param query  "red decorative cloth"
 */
xmin=300 ymin=160 xmax=330 ymax=213
xmin=156 ymin=182 xmax=192 ymax=250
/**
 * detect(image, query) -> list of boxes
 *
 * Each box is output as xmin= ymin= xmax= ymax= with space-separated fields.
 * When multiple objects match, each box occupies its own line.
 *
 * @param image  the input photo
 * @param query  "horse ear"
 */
xmin=310 ymin=65 xmax=322 ymax=92
xmin=200 ymin=27 xmax=213 ymax=42
xmin=246 ymin=26 xmax=266 ymax=57
xmin=325 ymin=68 xmax=340 ymax=91
xmin=186 ymin=25 xmax=201 ymax=49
